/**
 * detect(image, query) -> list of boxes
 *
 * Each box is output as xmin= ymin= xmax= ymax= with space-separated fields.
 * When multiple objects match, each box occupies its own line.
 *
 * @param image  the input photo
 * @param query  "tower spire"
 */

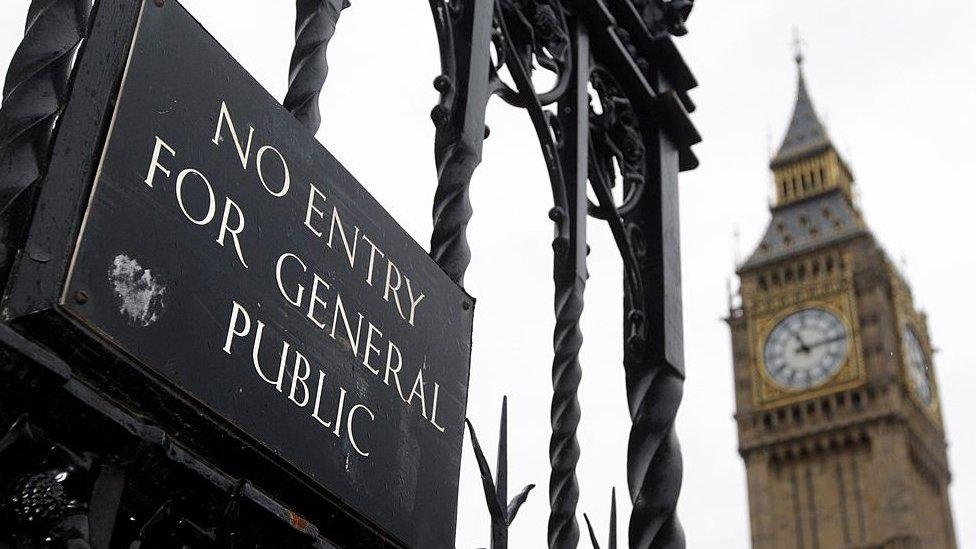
xmin=770 ymin=40 xmax=831 ymax=169
xmin=764 ymin=38 xmax=857 ymax=209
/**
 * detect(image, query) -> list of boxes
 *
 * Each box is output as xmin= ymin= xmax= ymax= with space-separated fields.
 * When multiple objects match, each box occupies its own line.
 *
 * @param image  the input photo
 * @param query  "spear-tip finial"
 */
xmin=792 ymin=27 xmax=805 ymax=66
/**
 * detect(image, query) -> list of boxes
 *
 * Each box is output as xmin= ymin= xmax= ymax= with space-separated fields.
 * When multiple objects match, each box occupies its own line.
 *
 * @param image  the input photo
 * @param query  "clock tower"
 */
xmin=727 ymin=52 xmax=957 ymax=548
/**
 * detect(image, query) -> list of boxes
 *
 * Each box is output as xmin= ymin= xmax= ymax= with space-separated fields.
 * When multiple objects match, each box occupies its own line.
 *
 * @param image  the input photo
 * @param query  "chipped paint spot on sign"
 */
xmin=287 ymin=510 xmax=310 ymax=531
xmin=108 ymin=254 xmax=165 ymax=326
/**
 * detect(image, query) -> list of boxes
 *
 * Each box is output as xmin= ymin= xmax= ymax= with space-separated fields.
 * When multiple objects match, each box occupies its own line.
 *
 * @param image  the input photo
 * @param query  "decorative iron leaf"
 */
xmin=608 ymin=487 xmax=617 ymax=549
xmin=583 ymin=513 xmax=601 ymax=549
xmin=465 ymin=418 xmax=505 ymax=521
xmin=505 ymin=483 xmax=535 ymax=525
xmin=582 ymin=488 xmax=618 ymax=549
xmin=531 ymin=3 xmax=568 ymax=71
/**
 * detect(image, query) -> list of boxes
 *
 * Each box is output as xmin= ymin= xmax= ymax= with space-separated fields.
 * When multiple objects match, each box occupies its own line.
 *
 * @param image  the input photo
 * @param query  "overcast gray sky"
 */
xmin=1 ymin=1 xmax=973 ymax=547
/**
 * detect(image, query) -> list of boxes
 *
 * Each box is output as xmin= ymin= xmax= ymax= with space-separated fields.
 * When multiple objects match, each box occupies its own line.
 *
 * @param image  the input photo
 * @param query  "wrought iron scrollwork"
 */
xmin=490 ymin=0 xmax=572 ymax=109
xmin=488 ymin=0 xmax=572 ymax=220
xmin=633 ymin=0 xmax=695 ymax=38
xmin=586 ymin=66 xmax=647 ymax=352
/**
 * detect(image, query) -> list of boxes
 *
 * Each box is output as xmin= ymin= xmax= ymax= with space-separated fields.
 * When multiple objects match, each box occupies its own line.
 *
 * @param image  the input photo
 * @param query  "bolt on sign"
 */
xmin=2 ymin=0 xmax=473 ymax=546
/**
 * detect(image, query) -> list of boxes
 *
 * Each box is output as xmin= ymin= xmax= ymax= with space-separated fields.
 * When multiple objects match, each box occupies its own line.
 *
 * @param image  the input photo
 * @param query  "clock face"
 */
xmin=763 ymin=308 xmax=849 ymax=390
xmin=901 ymin=327 xmax=933 ymax=406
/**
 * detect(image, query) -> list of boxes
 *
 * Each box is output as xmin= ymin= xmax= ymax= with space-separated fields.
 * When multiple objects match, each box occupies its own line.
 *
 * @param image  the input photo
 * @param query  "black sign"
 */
xmin=51 ymin=2 xmax=472 ymax=546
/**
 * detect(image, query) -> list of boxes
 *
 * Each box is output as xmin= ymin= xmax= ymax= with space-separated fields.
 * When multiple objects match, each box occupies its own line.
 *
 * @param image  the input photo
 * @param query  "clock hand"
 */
xmin=805 ymin=334 xmax=846 ymax=349
xmin=787 ymin=327 xmax=810 ymax=353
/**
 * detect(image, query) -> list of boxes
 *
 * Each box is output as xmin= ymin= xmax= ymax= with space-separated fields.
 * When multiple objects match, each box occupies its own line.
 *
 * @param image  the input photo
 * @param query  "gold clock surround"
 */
xmin=891 ymin=267 xmax=942 ymax=419
xmin=900 ymin=320 xmax=941 ymax=417
xmin=750 ymin=288 xmax=865 ymax=407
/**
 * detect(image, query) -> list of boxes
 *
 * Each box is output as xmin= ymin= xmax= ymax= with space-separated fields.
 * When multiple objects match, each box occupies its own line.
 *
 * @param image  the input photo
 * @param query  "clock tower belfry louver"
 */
xmin=727 ymin=52 xmax=957 ymax=548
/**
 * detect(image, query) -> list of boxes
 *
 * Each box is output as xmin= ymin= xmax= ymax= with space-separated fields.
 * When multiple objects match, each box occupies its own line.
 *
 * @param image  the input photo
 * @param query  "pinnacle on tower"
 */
xmin=770 ymin=44 xmax=832 ymax=169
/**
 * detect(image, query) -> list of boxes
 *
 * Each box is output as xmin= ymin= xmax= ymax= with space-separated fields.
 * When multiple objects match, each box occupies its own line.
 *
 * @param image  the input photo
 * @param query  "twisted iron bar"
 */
xmin=487 ymin=4 xmax=583 ymax=546
xmin=0 ymin=0 xmax=90 ymax=276
xmin=549 ymin=252 xmax=584 ymax=549
xmin=284 ymin=0 xmax=349 ymax=133
xmin=428 ymin=0 xmax=493 ymax=285
xmin=548 ymin=16 xmax=586 ymax=549
xmin=626 ymin=362 xmax=684 ymax=548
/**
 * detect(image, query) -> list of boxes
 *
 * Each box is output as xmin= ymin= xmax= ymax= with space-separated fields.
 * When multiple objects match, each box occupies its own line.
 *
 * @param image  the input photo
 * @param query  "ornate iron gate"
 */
xmin=0 ymin=0 xmax=698 ymax=547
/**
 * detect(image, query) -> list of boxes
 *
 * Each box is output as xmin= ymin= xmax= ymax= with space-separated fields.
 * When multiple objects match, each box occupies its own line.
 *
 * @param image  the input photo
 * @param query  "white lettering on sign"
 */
xmin=222 ymin=301 xmax=375 ymax=457
xmin=271 ymin=249 xmax=447 ymax=433
xmin=134 ymin=99 xmax=454 ymax=462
